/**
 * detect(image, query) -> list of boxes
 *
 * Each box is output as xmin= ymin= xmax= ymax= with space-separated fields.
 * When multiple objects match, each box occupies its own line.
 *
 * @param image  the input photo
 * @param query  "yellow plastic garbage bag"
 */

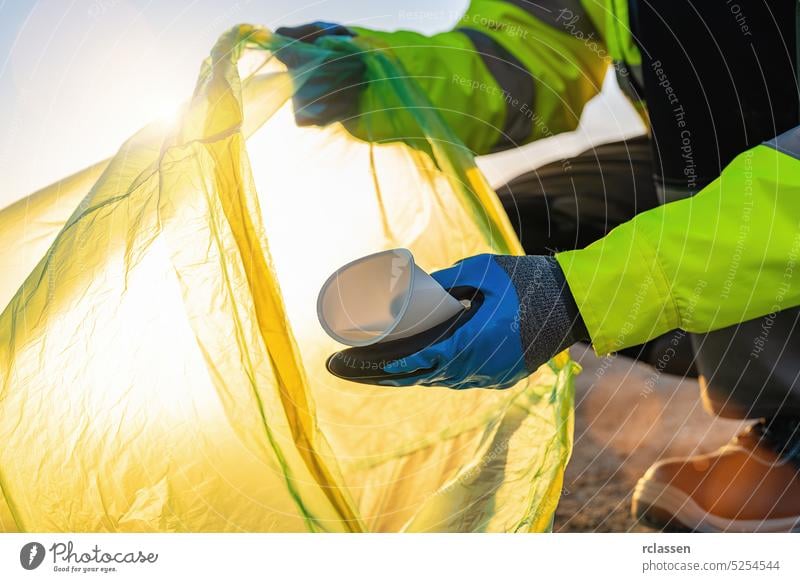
xmin=0 ymin=25 xmax=576 ymax=532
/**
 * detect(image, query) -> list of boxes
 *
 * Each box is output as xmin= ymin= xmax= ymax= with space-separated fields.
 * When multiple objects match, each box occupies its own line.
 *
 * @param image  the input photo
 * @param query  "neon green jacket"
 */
xmin=351 ymin=1 xmax=800 ymax=354
xmin=351 ymin=1 xmax=613 ymax=154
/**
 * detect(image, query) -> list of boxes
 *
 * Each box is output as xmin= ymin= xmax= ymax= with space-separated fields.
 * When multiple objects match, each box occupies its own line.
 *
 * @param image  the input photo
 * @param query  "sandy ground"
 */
xmin=553 ymin=344 xmax=749 ymax=532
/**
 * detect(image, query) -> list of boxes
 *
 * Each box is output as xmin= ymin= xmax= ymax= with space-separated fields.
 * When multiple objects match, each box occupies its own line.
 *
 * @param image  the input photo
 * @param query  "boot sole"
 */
xmin=633 ymin=478 xmax=800 ymax=533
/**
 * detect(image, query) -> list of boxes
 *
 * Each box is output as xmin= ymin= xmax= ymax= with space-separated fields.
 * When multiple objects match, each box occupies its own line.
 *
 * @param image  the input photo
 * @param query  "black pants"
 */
xmin=497 ymin=136 xmax=800 ymax=419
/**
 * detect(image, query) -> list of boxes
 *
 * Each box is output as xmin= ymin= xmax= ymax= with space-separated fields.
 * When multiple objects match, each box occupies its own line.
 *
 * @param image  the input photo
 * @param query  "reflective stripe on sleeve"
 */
xmin=457 ymin=27 xmax=535 ymax=150
xmin=765 ymin=125 xmax=800 ymax=160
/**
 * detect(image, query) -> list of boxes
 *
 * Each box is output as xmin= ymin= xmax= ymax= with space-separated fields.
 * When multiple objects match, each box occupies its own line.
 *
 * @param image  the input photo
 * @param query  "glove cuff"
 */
xmin=494 ymin=255 xmax=589 ymax=371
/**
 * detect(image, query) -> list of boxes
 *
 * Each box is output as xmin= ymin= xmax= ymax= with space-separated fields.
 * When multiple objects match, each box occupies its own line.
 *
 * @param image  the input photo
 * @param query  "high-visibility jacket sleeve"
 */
xmin=349 ymin=0 xmax=611 ymax=155
xmin=556 ymin=126 xmax=800 ymax=354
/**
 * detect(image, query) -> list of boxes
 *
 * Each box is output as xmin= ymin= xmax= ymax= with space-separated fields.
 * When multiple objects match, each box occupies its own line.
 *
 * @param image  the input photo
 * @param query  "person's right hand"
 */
xmin=327 ymin=254 xmax=589 ymax=389
xmin=274 ymin=21 xmax=366 ymax=127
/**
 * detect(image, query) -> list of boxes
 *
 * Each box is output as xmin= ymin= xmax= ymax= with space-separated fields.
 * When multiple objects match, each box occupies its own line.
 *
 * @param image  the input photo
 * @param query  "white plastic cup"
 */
xmin=317 ymin=248 xmax=465 ymax=347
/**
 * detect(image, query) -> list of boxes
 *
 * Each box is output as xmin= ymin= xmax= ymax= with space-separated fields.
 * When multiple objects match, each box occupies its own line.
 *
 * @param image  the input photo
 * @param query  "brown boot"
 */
xmin=632 ymin=417 xmax=800 ymax=532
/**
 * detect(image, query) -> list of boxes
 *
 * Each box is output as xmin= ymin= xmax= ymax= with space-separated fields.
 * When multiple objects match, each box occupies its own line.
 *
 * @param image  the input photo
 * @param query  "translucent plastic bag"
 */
xmin=0 ymin=25 xmax=575 ymax=532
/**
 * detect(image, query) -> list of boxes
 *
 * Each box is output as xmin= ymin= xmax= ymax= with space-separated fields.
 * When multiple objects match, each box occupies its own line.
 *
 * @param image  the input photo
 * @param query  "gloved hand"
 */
xmin=274 ymin=21 xmax=366 ymax=127
xmin=326 ymin=254 xmax=589 ymax=389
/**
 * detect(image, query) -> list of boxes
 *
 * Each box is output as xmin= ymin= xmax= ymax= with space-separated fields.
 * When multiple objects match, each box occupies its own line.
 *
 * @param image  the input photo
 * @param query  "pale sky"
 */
xmin=0 ymin=0 xmax=642 ymax=208
xmin=0 ymin=0 xmax=468 ymax=206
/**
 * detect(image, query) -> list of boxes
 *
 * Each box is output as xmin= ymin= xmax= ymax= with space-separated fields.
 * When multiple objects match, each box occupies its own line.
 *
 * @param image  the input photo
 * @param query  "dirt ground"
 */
xmin=553 ymin=344 xmax=748 ymax=532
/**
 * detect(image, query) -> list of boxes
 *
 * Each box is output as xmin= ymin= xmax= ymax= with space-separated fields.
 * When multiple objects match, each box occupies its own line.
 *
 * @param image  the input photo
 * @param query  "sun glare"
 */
xmin=154 ymin=101 xmax=183 ymax=127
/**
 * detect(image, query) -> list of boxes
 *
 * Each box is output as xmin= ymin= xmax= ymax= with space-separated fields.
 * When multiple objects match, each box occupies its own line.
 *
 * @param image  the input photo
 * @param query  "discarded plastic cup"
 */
xmin=317 ymin=248 xmax=465 ymax=347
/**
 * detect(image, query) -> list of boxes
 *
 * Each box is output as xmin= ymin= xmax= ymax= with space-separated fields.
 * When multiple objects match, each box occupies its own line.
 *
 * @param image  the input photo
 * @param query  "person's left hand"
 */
xmin=274 ymin=21 xmax=366 ymax=127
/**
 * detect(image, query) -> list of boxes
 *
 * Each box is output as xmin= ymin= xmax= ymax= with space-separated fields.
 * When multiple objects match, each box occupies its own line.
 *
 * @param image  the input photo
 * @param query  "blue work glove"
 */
xmin=274 ymin=21 xmax=366 ymax=127
xmin=326 ymin=254 xmax=589 ymax=389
